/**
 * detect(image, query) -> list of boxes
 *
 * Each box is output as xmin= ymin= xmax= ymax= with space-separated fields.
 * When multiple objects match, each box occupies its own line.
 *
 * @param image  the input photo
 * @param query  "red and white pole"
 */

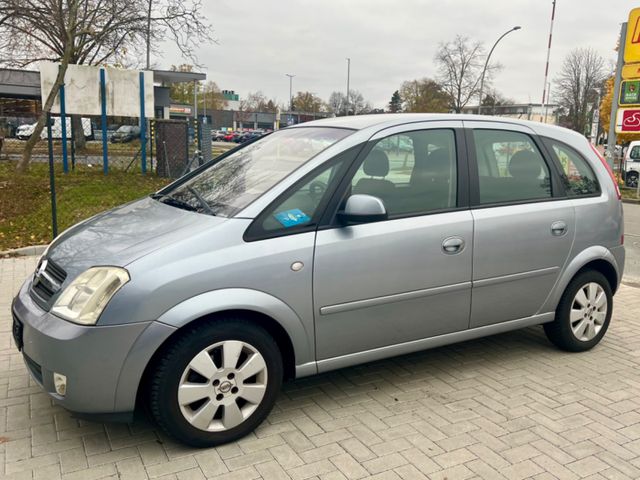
xmin=542 ymin=0 xmax=557 ymax=121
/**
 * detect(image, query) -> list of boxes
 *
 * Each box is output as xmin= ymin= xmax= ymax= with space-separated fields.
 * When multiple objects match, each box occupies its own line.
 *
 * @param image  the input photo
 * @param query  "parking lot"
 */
xmin=0 ymin=205 xmax=639 ymax=480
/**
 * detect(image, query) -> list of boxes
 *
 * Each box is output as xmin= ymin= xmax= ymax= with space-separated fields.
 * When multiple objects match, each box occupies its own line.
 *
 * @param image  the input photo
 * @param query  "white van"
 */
xmin=41 ymin=117 xmax=93 ymax=140
xmin=624 ymin=140 xmax=640 ymax=187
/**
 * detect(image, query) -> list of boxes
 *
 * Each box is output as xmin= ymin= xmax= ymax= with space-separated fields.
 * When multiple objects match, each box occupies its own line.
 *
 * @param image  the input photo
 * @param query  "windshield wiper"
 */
xmin=151 ymin=193 xmax=198 ymax=212
xmin=186 ymin=186 xmax=216 ymax=215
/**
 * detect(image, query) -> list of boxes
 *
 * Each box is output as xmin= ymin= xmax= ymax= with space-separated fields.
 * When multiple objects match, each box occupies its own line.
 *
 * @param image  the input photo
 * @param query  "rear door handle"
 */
xmin=442 ymin=237 xmax=465 ymax=254
xmin=551 ymin=221 xmax=567 ymax=236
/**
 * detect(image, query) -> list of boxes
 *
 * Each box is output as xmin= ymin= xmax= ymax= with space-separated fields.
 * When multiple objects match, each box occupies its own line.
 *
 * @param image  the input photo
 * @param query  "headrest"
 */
xmin=508 ymin=150 xmax=543 ymax=180
xmin=364 ymin=149 xmax=390 ymax=177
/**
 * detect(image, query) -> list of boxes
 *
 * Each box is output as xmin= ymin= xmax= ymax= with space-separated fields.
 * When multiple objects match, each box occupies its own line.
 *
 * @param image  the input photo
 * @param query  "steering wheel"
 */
xmin=309 ymin=180 xmax=327 ymax=198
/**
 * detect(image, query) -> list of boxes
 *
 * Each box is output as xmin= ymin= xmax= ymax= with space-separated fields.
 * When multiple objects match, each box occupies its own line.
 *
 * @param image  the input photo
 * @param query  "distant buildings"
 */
xmin=462 ymin=103 xmax=560 ymax=124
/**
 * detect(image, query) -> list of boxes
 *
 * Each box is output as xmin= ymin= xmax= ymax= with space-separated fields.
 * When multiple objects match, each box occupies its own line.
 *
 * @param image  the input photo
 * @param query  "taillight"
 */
xmin=590 ymin=143 xmax=621 ymax=200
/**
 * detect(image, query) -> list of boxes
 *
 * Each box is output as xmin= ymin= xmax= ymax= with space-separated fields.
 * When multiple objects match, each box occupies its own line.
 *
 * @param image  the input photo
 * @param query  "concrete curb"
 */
xmin=0 ymin=244 xmax=48 ymax=258
xmin=622 ymin=197 xmax=640 ymax=205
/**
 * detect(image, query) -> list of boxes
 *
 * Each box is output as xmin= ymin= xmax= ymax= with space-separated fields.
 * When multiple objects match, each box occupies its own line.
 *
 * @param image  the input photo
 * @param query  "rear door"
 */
xmin=464 ymin=121 xmax=575 ymax=328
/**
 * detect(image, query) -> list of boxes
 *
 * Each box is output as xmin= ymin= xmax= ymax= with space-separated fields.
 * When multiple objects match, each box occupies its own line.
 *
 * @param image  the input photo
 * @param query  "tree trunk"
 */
xmin=16 ymin=61 xmax=70 ymax=173
xmin=71 ymin=114 xmax=86 ymax=150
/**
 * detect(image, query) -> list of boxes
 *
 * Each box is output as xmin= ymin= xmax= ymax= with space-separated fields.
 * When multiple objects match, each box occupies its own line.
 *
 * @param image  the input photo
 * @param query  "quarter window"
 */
xmin=473 ymin=129 xmax=551 ymax=204
xmin=349 ymin=129 xmax=457 ymax=216
xmin=544 ymin=139 xmax=600 ymax=196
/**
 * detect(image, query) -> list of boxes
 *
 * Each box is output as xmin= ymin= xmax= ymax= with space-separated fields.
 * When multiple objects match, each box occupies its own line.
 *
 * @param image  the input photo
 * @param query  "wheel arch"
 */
xmin=116 ymin=288 xmax=316 ymax=413
xmin=540 ymin=246 xmax=621 ymax=314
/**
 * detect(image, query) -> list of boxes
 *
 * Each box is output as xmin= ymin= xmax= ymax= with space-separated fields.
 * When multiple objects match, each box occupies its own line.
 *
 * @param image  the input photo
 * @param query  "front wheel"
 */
xmin=626 ymin=171 xmax=639 ymax=188
xmin=149 ymin=319 xmax=283 ymax=447
xmin=544 ymin=270 xmax=612 ymax=352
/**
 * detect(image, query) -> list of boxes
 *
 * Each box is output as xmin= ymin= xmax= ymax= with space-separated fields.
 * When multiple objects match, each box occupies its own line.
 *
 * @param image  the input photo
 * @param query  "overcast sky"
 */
xmin=160 ymin=0 xmax=636 ymax=108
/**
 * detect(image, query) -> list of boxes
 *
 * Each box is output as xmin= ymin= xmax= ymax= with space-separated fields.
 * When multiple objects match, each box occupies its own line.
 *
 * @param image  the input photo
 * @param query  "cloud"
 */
xmin=159 ymin=0 xmax=632 ymax=108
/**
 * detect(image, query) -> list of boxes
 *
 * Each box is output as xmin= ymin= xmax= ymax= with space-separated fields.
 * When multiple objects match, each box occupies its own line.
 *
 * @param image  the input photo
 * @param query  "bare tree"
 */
xmin=0 ymin=0 xmax=213 ymax=172
xmin=326 ymin=90 xmax=371 ymax=116
xmin=555 ymin=47 xmax=607 ymax=135
xmin=399 ymin=78 xmax=450 ymax=113
xmin=327 ymin=91 xmax=347 ymax=116
xmin=435 ymin=35 xmax=494 ymax=113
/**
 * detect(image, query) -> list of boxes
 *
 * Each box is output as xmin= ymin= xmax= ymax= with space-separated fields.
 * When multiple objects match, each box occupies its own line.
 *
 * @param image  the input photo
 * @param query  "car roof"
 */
xmin=293 ymin=113 xmax=584 ymax=143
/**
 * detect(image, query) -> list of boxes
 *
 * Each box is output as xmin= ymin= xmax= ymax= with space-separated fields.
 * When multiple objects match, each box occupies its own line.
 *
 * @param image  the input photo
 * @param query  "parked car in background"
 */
xmin=222 ymin=131 xmax=239 ymax=142
xmin=623 ymin=140 xmax=640 ymax=187
xmin=11 ymin=114 xmax=624 ymax=448
xmin=213 ymin=130 xmax=228 ymax=142
xmin=110 ymin=125 xmax=141 ymax=143
xmin=238 ymin=131 xmax=264 ymax=143
xmin=16 ymin=122 xmax=36 ymax=140
xmin=16 ymin=118 xmax=93 ymax=141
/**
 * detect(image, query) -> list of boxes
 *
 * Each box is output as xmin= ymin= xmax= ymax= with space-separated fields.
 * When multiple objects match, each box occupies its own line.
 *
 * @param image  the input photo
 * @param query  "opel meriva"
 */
xmin=12 ymin=114 xmax=625 ymax=446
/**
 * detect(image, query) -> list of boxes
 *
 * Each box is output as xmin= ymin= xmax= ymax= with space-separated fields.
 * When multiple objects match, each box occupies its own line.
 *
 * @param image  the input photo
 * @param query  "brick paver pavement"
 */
xmin=2 ymin=255 xmax=640 ymax=480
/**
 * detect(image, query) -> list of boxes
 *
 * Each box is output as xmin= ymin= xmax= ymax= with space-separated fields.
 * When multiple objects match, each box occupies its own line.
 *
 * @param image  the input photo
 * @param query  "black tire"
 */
xmin=626 ymin=172 xmax=639 ymax=188
xmin=544 ymin=270 xmax=613 ymax=352
xmin=149 ymin=318 xmax=283 ymax=447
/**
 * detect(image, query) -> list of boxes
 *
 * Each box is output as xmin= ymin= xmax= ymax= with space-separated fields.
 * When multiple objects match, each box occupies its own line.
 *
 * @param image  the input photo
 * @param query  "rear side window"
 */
xmin=472 ymin=129 xmax=552 ymax=205
xmin=543 ymin=138 xmax=600 ymax=196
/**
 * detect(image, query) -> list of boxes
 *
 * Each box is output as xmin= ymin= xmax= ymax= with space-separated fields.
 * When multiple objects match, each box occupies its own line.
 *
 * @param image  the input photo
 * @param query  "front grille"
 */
xmin=30 ymin=258 xmax=67 ymax=308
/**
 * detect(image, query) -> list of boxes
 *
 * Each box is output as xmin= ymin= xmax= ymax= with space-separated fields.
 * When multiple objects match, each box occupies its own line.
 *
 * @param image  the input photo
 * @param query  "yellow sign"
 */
xmin=625 ymin=7 xmax=640 ymax=63
xmin=623 ymin=62 xmax=640 ymax=79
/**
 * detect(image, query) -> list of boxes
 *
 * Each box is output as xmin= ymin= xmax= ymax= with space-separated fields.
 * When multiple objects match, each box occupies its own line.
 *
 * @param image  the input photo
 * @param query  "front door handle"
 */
xmin=442 ymin=237 xmax=465 ymax=254
xmin=551 ymin=221 xmax=567 ymax=236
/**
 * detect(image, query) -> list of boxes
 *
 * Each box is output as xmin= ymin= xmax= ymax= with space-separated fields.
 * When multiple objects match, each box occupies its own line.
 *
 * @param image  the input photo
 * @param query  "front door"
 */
xmin=465 ymin=121 xmax=575 ymax=327
xmin=313 ymin=122 xmax=473 ymax=361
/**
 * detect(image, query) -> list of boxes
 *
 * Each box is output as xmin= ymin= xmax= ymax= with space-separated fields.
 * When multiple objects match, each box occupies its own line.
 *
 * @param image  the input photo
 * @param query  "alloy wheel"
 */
xmin=177 ymin=340 xmax=268 ymax=432
xmin=570 ymin=282 xmax=608 ymax=342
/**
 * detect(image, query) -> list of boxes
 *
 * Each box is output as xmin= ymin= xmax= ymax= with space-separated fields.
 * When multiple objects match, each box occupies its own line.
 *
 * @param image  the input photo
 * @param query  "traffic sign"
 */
xmin=615 ymin=108 xmax=640 ymax=132
xmin=625 ymin=7 xmax=640 ymax=63
xmin=620 ymin=80 xmax=640 ymax=105
xmin=623 ymin=62 xmax=640 ymax=79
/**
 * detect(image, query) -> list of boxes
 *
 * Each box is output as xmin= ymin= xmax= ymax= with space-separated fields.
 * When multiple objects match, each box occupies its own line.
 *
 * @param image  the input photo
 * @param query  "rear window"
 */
xmin=542 ymin=138 xmax=600 ymax=197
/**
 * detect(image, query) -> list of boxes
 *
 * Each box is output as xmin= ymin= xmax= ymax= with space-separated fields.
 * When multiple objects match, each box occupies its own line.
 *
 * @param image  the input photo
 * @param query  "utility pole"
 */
xmin=346 ymin=58 xmax=351 ymax=116
xmin=607 ymin=23 xmax=627 ymax=168
xmin=285 ymin=74 xmax=295 ymax=111
xmin=541 ymin=0 xmax=557 ymax=112
xmin=544 ymin=82 xmax=551 ymax=123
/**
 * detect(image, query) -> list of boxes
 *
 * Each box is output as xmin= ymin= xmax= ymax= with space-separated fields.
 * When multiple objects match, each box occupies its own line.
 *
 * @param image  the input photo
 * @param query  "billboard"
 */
xmin=40 ymin=62 xmax=154 ymax=117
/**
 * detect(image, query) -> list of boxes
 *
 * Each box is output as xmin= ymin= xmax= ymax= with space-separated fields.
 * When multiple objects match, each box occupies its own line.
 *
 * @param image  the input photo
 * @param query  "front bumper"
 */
xmin=11 ymin=278 xmax=169 ymax=416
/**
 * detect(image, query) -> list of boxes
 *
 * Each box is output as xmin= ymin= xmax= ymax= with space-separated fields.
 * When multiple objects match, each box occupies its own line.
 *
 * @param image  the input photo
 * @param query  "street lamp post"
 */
xmin=346 ymin=58 xmax=351 ymax=116
xmin=478 ymin=26 xmax=521 ymax=114
xmin=285 ymin=73 xmax=295 ymax=111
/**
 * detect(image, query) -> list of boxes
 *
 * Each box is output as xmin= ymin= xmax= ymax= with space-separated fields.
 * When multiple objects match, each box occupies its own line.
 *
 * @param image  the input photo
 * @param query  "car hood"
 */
xmin=47 ymin=197 xmax=225 ymax=279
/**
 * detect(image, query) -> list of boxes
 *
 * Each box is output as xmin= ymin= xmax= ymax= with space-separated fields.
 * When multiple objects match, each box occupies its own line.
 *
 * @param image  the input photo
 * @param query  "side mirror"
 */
xmin=337 ymin=194 xmax=387 ymax=224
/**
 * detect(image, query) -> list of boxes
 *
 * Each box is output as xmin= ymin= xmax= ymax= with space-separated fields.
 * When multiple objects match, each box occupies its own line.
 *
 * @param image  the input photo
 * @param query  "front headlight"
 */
xmin=51 ymin=267 xmax=130 ymax=325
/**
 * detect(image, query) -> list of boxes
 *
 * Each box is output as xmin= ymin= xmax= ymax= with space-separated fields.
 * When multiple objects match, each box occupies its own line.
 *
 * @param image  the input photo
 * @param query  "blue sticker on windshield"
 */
xmin=274 ymin=209 xmax=311 ymax=228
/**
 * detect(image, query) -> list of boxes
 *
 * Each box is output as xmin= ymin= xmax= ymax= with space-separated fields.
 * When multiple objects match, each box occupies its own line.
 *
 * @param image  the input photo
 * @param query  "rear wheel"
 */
xmin=626 ymin=171 xmax=639 ymax=188
xmin=544 ymin=270 xmax=612 ymax=352
xmin=149 ymin=319 xmax=283 ymax=447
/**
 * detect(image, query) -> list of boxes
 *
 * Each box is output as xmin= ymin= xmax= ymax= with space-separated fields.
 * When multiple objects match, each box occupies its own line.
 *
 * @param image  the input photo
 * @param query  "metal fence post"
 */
xmin=59 ymin=82 xmax=69 ymax=173
xmin=46 ymin=112 xmax=58 ymax=238
xmin=100 ymin=68 xmax=109 ymax=175
xmin=70 ymin=119 xmax=76 ymax=170
xmin=139 ymin=71 xmax=147 ymax=175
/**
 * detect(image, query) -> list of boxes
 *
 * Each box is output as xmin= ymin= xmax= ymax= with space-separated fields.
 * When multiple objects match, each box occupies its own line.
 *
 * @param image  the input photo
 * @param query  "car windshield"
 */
xmin=158 ymin=127 xmax=352 ymax=217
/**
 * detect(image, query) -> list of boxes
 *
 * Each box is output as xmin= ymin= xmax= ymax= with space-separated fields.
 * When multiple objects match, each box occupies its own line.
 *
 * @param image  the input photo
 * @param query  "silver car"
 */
xmin=11 ymin=114 xmax=625 ymax=447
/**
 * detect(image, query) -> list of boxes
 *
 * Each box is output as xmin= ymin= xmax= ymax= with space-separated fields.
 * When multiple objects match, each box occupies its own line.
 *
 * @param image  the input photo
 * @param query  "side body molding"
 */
xmin=155 ymin=288 xmax=316 ymax=373
xmin=538 ymin=245 xmax=623 ymax=314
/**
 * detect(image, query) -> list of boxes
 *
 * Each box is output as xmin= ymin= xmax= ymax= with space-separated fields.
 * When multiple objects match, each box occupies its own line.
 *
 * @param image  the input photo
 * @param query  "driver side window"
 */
xmin=259 ymin=160 xmax=345 ymax=233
